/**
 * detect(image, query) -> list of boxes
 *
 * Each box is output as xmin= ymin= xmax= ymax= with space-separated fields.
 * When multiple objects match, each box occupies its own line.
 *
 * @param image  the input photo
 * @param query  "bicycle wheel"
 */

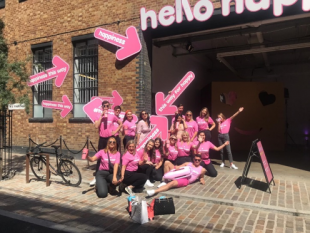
xmin=30 ymin=156 xmax=51 ymax=181
xmin=58 ymin=160 xmax=82 ymax=187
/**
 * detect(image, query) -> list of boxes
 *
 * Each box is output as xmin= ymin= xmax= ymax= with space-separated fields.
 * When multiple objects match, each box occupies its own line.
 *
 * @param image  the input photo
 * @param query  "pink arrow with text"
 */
xmin=94 ymin=26 xmax=142 ymax=60
xmin=155 ymin=71 xmax=195 ymax=115
xmin=91 ymin=90 xmax=123 ymax=109
xmin=42 ymin=95 xmax=73 ymax=118
xmin=28 ymin=56 xmax=69 ymax=87
xmin=136 ymin=115 xmax=168 ymax=151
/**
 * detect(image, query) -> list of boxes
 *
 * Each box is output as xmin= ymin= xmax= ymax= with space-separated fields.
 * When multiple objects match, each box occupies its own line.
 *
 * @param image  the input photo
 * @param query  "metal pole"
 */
xmin=86 ymin=136 xmax=90 ymax=169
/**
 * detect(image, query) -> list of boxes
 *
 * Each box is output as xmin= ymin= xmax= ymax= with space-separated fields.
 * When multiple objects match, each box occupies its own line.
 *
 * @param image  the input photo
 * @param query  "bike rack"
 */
xmin=26 ymin=152 xmax=50 ymax=187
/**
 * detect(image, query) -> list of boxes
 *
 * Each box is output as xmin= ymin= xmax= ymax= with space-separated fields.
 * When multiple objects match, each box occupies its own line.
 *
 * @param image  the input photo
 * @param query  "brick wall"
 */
xmin=0 ymin=0 xmax=221 ymax=150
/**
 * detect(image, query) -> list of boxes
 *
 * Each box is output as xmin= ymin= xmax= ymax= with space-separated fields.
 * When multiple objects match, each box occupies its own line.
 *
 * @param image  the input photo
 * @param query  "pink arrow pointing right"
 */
xmin=28 ymin=56 xmax=69 ymax=87
xmin=42 ymin=95 xmax=73 ymax=118
xmin=91 ymin=90 xmax=123 ymax=109
xmin=136 ymin=115 xmax=168 ymax=151
xmin=94 ymin=26 xmax=142 ymax=60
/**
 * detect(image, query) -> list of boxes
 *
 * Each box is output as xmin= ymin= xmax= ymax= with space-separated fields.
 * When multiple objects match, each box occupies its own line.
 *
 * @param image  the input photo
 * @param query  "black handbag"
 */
xmin=107 ymin=151 xmax=121 ymax=179
xmin=154 ymin=197 xmax=175 ymax=215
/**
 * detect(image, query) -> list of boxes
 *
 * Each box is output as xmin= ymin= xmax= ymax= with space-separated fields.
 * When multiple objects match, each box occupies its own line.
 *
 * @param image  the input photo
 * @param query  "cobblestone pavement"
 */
xmin=0 ymin=154 xmax=309 ymax=232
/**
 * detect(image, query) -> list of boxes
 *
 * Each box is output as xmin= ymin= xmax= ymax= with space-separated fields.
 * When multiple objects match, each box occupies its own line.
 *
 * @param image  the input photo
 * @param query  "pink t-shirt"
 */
xmin=185 ymin=120 xmax=198 ymax=140
xmin=196 ymin=116 xmax=215 ymax=131
xmin=122 ymin=151 xmax=140 ymax=172
xmin=112 ymin=115 xmax=121 ymax=136
xmin=177 ymin=141 xmax=192 ymax=157
xmin=188 ymin=163 xmax=203 ymax=184
xmin=195 ymin=141 xmax=215 ymax=164
xmin=166 ymin=145 xmax=178 ymax=161
xmin=97 ymin=114 xmax=119 ymax=138
xmin=137 ymin=149 xmax=150 ymax=161
xmin=219 ymin=118 xmax=232 ymax=134
xmin=153 ymin=150 xmax=162 ymax=164
xmin=123 ymin=120 xmax=136 ymax=136
xmin=171 ymin=114 xmax=185 ymax=124
xmin=95 ymin=150 xmax=120 ymax=171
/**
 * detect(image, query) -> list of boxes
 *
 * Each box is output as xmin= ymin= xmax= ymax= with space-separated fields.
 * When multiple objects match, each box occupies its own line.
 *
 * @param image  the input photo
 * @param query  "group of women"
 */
xmin=88 ymin=100 xmax=244 ymax=198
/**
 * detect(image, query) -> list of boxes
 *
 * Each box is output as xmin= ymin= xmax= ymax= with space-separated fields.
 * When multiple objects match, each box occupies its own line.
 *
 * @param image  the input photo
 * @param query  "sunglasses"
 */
xmin=142 ymin=112 xmax=148 ymax=115
xmin=108 ymin=141 xmax=116 ymax=144
xmin=186 ymin=114 xmax=192 ymax=116
xmin=170 ymin=138 xmax=177 ymax=141
xmin=103 ymin=104 xmax=109 ymax=107
xmin=194 ymin=159 xmax=201 ymax=162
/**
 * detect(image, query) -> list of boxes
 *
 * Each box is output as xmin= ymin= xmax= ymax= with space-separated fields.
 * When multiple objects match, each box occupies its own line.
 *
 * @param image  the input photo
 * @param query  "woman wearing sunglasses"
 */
xmin=152 ymin=138 xmax=165 ymax=182
xmin=121 ymin=140 xmax=148 ymax=195
xmin=170 ymin=114 xmax=187 ymax=141
xmin=122 ymin=110 xmax=136 ymax=149
xmin=175 ymin=131 xmax=193 ymax=165
xmin=146 ymin=154 xmax=206 ymax=196
xmin=137 ymin=139 xmax=156 ymax=187
xmin=136 ymin=111 xmax=152 ymax=145
xmin=193 ymin=131 xmax=229 ymax=177
xmin=87 ymin=136 xmax=121 ymax=198
xmin=184 ymin=111 xmax=198 ymax=142
xmin=91 ymin=101 xmax=123 ymax=186
xmin=196 ymin=107 xmax=215 ymax=142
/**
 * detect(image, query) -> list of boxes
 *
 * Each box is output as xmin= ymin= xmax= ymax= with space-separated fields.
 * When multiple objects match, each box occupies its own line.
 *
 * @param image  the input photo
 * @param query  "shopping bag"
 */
xmin=127 ymin=195 xmax=136 ymax=214
xmin=147 ymin=199 xmax=155 ymax=221
xmin=131 ymin=200 xmax=149 ymax=224
xmin=154 ymin=197 xmax=175 ymax=215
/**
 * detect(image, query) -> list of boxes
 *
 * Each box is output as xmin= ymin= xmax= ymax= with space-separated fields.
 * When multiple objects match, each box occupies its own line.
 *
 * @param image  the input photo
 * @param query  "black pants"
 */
xmin=152 ymin=165 xmax=164 ymax=181
xmin=98 ymin=137 xmax=109 ymax=151
xmin=175 ymin=156 xmax=192 ymax=166
xmin=204 ymin=130 xmax=212 ymax=142
xmin=115 ymin=135 xmax=121 ymax=152
xmin=96 ymin=170 xmax=114 ymax=198
xmin=218 ymin=133 xmax=233 ymax=163
xmin=123 ymin=170 xmax=147 ymax=188
xmin=123 ymin=135 xmax=135 ymax=149
xmin=138 ymin=164 xmax=153 ymax=180
xmin=200 ymin=161 xmax=217 ymax=177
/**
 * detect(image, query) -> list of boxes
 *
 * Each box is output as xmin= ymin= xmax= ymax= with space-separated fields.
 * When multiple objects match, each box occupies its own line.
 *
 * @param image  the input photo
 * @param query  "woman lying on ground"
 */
xmin=146 ymin=154 xmax=206 ymax=197
xmin=87 ymin=136 xmax=122 ymax=198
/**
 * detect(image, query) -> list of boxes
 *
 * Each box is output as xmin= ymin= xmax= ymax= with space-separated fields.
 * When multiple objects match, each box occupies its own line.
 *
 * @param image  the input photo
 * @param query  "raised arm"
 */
xmin=182 ymin=119 xmax=188 ymax=129
xmin=230 ymin=107 xmax=244 ymax=120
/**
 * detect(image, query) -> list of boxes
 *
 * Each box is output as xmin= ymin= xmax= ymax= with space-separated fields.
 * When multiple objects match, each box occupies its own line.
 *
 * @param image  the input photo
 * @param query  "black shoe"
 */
xmin=119 ymin=182 xmax=126 ymax=193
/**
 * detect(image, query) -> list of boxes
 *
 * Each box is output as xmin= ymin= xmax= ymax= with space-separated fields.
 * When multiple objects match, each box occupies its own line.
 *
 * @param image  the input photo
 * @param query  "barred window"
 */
xmin=0 ymin=0 xmax=5 ymax=8
xmin=73 ymin=39 xmax=98 ymax=117
xmin=32 ymin=45 xmax=53 ymax=118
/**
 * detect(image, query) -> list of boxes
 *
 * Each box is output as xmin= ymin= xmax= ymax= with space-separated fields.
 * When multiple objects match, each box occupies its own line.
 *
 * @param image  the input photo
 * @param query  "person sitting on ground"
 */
xmin=86 ymin=136 xmax=122 ymax=198
xmin=146 ymin=154 xmax=206 ymax=196
xmin=152 ymin=137 xmax=165 ymax=182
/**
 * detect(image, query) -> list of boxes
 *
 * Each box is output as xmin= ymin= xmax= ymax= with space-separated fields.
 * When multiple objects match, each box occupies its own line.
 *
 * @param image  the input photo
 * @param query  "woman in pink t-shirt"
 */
xmin=120 ymin=140 xmax=147 ymax=195
xmin=122 ymin=110 xmax=136 ymax=149
xmin=193 ymin=131 xmax=229 ymax=177
xmin=87 ymin=136 xmax=121 ymax=198
xmin=185 ymin=111 xmax=198 ymax=142
xmin=217 ymin=107 xmax=244 ymax=169
xmin=152 ymin=138 xmax=165 ymax=182
xmin=136 ymin=111 xmax=152 ymax=145
xmin=196 ymin=107 xmax=216 ymax=142
xmin=174 ymin=131 xmax=193 ymax=165
xmin=146 ymin=154 xmax=206 ymax=196
xmin=170 ymin=114 xmax=187 ymax=140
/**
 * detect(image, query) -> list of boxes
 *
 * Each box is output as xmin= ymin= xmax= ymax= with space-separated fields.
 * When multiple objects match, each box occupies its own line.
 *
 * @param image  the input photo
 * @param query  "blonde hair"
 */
xmin=218 ymin=113 xmax=226 ymax=121
xmin=181 ymin=131 xmax=190 ymax=145
xmin=125 ymin=140 xmax=136 ymax=154
xmin=185 ymin=111 xmax=193 ymax=121
xmin=200 ymin=107 xmax=210 ymax=122
xmin=103 ymin=136 xmax=118 ymax=154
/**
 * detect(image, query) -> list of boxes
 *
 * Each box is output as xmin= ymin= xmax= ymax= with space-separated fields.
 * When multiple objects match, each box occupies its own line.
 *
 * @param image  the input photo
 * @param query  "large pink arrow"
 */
xmin=28 ymin=56 xmax=69 ymax=87
xmin=83 ymin=97 xmax=138 ymax=123
xmin=42 ymin=95 xmax=73 ymax=118
xmin=91 ymin=90 xmax=123 ymax=109
xmin=94 ymin=26 xmax=142 ymax=60
xmin=155 ymin=71 xmax=195 ymax=115
xmin=136 ymin=116 xmax=168 ymax=151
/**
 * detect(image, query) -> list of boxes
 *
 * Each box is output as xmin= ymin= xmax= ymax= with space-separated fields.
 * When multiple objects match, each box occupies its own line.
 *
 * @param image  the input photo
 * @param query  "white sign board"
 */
xmin=8 ymin=103 xmax=25 ymax=110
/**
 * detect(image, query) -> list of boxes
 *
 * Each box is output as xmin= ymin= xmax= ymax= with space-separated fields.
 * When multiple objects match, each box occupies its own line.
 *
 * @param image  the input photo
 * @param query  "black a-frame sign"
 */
xmin=241 ymin=139 xmax=275 ymax=193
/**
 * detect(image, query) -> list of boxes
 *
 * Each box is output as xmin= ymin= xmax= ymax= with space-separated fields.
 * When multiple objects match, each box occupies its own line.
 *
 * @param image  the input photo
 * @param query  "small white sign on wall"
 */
xmin=8 ymin=103 xmax=25 ymax=110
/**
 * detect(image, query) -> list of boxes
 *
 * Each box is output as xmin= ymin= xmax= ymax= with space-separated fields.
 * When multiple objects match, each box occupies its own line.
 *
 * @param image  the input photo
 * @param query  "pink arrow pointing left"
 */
xmin=42 ymin=95 xmax=73 ymax=118
xmin=91 ymin=90 xmax=123 ymax=109
xmin=94 ymin=26 xmax=142 ymax=60
xmin=28 ymin=56 xmax=70 ymax=87
xmin=136 ymin=116 xmax=168 ymax=151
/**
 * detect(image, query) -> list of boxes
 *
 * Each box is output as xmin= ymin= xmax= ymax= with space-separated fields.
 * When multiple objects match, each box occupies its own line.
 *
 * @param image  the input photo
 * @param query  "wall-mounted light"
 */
xmin=186 ymin=41 xmax=194 ymax=52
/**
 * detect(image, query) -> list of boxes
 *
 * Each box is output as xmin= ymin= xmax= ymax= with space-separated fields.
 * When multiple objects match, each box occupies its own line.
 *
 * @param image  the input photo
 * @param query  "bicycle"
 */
xmin=29 ymin=142 xmax=82 ymax=187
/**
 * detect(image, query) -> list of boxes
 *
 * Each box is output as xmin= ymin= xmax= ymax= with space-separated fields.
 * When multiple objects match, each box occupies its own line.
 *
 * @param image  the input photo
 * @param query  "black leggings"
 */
xmin=96 ymin=170 xmax=114 ymax=198
xmin=152 ymin=165 xmax=164 ymax=181
xmin=115 ymin=135 xmax=121 ymax=152
xmin=123 ymin=170 xmax=147 ymax=188
xmin=200 ymin=161 xmax=217 ymax=177
xmin=175 ymin=156 xmax=192 ymax=166
xmin=123 ymin=135 xmax=135 ymax=149
xmin=138 ymin=164 xmax=153 ymax=180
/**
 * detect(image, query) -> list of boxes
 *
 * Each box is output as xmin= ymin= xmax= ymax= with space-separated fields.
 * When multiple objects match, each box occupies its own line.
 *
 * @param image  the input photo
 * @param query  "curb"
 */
xmin=161 ymin=191 xmax=310 ymax=217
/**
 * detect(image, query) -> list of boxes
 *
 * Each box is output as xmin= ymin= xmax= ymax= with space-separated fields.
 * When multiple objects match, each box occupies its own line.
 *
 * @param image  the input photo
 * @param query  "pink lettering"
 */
xmin=273 ymin=0 xmax=297 ymax=16
xmin=193 ymin=0 xmax=214 ymax=22
xmin=222 ymin=0 xmax=244 ymax=16
xmin=140 ymin=7 xmax=158 ymax=30
xmin=245 ymin=0 xmax=270 ymax=12
xmin=158 ymin=6 xmax=175 ymax=26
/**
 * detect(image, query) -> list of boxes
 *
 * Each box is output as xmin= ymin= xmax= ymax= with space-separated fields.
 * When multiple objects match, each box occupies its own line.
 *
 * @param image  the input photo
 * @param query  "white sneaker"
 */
xmin=157 ymin=182 xmax=167 ymax=188
xmin=125 ymin=186 xmax=133 ymax=196
xmin=230 ymin=164 xmax=238 ymax=169
xmin=220 ymin=163 xmax=225 ymax=168
xmin=147 ymin=190 xmax=155 ymax=197
xmin=144 ymin=180 xmax=154 ymax=187
xmin=89 ymin=177 xmax=96 ymax=186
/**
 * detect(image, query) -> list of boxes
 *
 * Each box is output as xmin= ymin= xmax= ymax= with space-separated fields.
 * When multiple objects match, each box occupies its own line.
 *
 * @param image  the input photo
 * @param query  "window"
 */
xmin=32 ymin=44 xmax=53 ymax=118
xmin=73 ymin=38 xmax=98 ymax=117
xmin=0 ymin=0 xmax=5 ymax=9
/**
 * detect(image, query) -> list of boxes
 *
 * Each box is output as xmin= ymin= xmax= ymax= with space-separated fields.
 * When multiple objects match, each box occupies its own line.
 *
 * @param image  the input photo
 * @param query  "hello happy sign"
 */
xmin=140 ymin=0 xmax=310 ymax=31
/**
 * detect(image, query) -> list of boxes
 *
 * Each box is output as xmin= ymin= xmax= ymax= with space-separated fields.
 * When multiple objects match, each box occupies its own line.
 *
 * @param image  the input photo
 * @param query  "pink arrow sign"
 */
xmin=91 ymin=90 xmax=123 ymax=109
xmin=28 ymin=56 xmax=69 ymax=87
xmin=136 ymin=115 xmax=168 ymax=151
xmin=42 ymin=95 xmax=73 ymax=118
xmin=94 ymin=26 xmax=142 ymax=60
xmin=83 ymin=97 xmax=138 ymax=123
xmin=155 ymin=71 xmax=195 ymax=115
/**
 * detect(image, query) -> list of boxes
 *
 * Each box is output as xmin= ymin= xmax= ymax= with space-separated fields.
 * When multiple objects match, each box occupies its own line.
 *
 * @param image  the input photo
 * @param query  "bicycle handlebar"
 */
xmin=30 ymin=142 xmax=47 ymax=153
